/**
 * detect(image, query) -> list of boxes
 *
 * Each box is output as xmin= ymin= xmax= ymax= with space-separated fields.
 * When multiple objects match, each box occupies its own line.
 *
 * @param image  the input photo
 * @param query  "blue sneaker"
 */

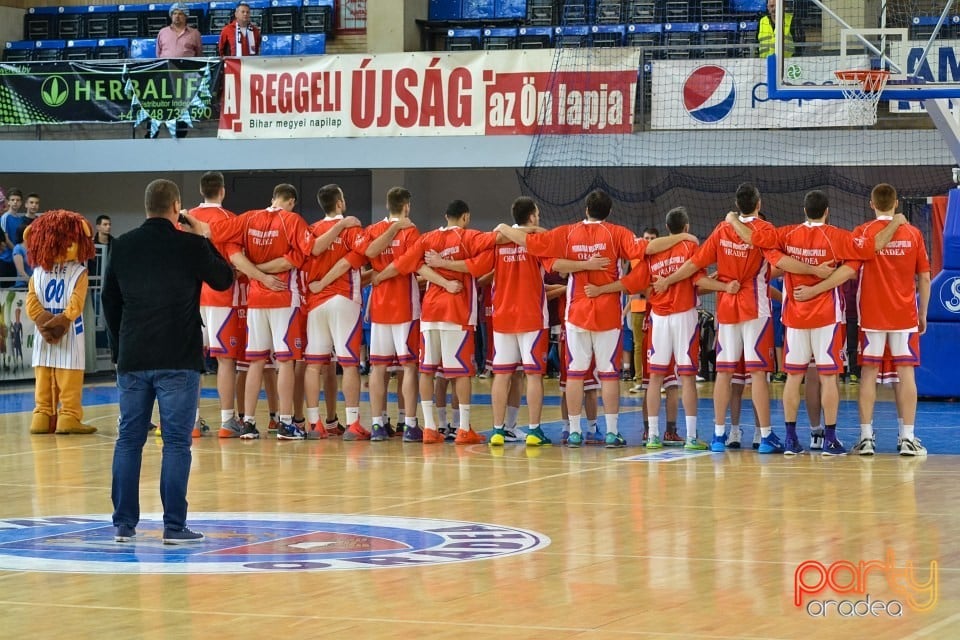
xmin=276 ymin=421 xmax=306 ymax=440
xmin=560 ymin=430 xmax=570 ymax=444
xmin=489 ymin=427 xmax=507 ymax=446
xmin=783 ymin=435 xmax=805 ymax=456
xmin=566 ymin=431 xmax=583 ymax=448
xmin=604 ymin=432 xmax=627 ymax=448
xmin=758 ymin=431 xmax=785 ymax=454
xmin=710 ymin=433 xmax=727 ymax=452
xmin=370 ymin=424 xmax=390 ymax=441
xmin=525 ymin=426 xmax=552 ymax=446
xmin=402 ymin=425 xmax=424 ymax=442
xmin=114 ymin=524 xmax=136 ymax=542
xmin=585 ymin=429 xmax=605 ymax=445
xmin=821 ymin=438 xmax=848 ymax=457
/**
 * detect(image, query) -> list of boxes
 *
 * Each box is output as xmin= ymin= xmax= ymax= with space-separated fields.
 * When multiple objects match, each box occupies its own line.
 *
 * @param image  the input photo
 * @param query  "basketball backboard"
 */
xmin=766 ymin=0 xmax=960 ymax=101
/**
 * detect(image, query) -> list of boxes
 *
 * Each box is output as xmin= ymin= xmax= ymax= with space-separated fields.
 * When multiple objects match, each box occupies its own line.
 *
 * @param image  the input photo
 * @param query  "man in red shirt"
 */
xmin=794 ymin=184 xmax=929 ymax=456
xmin=497 ymin=189 xmax=692 ymax=448
xmin=218 ymin=1 xmax=261 ymax=57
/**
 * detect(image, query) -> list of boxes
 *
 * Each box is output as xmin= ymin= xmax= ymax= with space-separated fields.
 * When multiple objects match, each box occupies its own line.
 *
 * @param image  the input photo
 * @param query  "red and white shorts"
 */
xmin=369 ymin=320 xmax=419 ymax=366
xmin=420 ymin=322 xmax=475 ymax=378
xmin=565 ymin=323 xmax=621 ymax=380
xmin=201 ymin=305 xmax=246 ymax=360
xmin=784 ymin=323 xmax=845 ymax=375
xmin=246 ymin=306 xmax=302 ymax=362
xmin=305 ymin=296 xmax=362 ymax=367
xmin=492 ymin=329 xmax=548 ymax=375
xmin=648 ymin=309 xmax=699 ymax=376
xmin=717 ymin=317 xmax=773 ymax=373
xmin=859 ymin=329 xmax=920 ymax=368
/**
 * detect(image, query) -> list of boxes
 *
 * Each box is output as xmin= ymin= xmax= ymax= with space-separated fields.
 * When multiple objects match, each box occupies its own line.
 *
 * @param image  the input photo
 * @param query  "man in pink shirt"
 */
xmin=156 ymin=3 xmax=202 ymax=58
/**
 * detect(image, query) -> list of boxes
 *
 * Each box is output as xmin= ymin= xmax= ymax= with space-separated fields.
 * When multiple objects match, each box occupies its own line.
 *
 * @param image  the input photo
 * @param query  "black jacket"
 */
xmin=102 ymin=217 xmax=234 ymax=373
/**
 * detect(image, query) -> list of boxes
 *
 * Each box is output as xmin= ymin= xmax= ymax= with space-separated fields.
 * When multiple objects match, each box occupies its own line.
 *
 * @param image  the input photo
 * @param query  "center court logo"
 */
xmin=0 ymin=513 xmax=550 ymax=574
xmin=794 ymin=549 xmax=938 ymax=617
xmin=682 ymin=65 xmax=736 ymax=124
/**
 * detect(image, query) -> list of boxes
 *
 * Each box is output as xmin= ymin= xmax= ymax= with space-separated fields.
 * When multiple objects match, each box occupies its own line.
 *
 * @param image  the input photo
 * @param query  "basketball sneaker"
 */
xmin=192 ymin=417 xmax=209 ymax=438
xmin=454 ymin=428 xmax=485 ymax=445
xmin=239 ymin=421 xmax=260 ymax=440
xmin=525 ymin=426 xmax=552 ymax=446
xmin=306 ymin=423 xmax=330 ymax=440
xmin=783 ymin=435 xmax=805 ymax=456
xmin=810 ymin=428 xmax=825 ymax=451
xmin=267 ymin=418 xmax=280 ymax=434
xmin=489 ymin=428 xmax=508 ymax=446
xmin=325 ymin=417 xmax=345 ymax=436
xmin=566 ymin=431 xmax=583 ymax=448
xmin=422 ymin=428 xmax=445 ymax=444
xmin=684 ymin=437 xmax=708 ymax=451
xmin=758 ymin=431 xmax=785 ymax=454
xmin=218 ymin=417 xmax=243 ymax=439
xmin=752 ymin=429 xmax=762 ymax=450
xmin=402 ymin=425 xmax=425 ymax=443
xmin=727 ymin=427 xmax=742 ymax=449
xmin=343 ymin=422 xmax=371 ymax=441
xmin=585 ymin=428 xmax=605 ymax=445
xmin=370 ymin=424 xmax=390 ymax=441
xmin=821 ymin=439 xmax=848 ymax=457
xmin=898 ymin=437 xmax=927 ymax=457
xmin=710 ymin=433 xmax=727 ymax=452
xmin=854 ymin=436 xmax=876 ymax=456
xmin=645 ymin=435 xmax=663 ymax=449
xmin=663 ymin=430 xmax=684 ymax=446
xmin=503 ymin=429 xmax=522 ymax=442
xmin=605 ymin=432 xmax=627 ymax=448
xmin=277 ymin=421 xmax=306 ymax=440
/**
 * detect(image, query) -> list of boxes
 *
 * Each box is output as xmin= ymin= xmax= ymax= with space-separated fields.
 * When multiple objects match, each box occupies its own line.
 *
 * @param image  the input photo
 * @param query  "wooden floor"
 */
xmin=0 ymin=376 xmax=957 ymax=639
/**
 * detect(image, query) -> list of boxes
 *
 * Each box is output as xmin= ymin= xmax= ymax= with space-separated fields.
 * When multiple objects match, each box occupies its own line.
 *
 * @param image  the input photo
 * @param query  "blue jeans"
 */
xmin=112 ymin=369 xmax=200 ymax=532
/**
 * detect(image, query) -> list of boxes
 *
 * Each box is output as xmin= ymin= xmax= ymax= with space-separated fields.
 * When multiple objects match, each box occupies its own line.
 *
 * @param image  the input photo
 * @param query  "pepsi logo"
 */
xmin=682 ymin=65 xmax=736 ymax=124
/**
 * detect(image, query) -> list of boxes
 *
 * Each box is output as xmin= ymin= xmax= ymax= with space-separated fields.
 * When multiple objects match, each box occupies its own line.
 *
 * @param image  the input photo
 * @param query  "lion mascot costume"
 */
xmin=25 ymin=210 xmax=97 ymax=434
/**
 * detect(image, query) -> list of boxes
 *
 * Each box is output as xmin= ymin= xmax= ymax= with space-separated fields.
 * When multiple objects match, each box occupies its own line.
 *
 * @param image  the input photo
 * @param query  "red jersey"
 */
xmin=466 ymin=230 xmax=551 ymax=333
xmin=524 ymin=220 xmax=648 ymax=332
xmin=689 ymin=217 xmax=782 ymax=324
xmin=775 ymin=222 xmax=874 ymax=329
xmin=359 ymin=218 xmax=422 ymax=324
xmin=645 ymin=239 xmax=702 ymax=315
xmin=211 ymin=207 xmax=313 ymax=309
xmin=849 ymin=217 xmax=930 ymax=331
xmin=300 ymin=217 xmax=367 ymax=311
xmin=393 ymin=226 xmax=495 ymax=327
xmin=189 ymin=203 xmax=242 ymax=308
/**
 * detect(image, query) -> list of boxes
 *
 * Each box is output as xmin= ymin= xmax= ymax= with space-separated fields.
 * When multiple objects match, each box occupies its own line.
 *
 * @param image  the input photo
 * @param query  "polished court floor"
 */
xmin=0 ymin=376 xmax=957 ymax=639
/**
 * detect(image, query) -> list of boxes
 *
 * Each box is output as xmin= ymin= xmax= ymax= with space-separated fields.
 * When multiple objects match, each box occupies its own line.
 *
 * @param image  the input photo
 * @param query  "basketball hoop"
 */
xmin=833 ymin=69 xmax=891 ymax=124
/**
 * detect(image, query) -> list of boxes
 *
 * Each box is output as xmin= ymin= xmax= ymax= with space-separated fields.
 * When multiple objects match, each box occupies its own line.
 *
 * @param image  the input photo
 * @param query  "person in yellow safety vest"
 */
xmin=758 ymin=0 xmax=805 ymax=58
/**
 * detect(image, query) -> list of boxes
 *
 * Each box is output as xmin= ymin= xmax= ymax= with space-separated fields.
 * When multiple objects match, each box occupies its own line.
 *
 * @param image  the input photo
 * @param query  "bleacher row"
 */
xmin=3 ymin=0 xmax=333 ymax=62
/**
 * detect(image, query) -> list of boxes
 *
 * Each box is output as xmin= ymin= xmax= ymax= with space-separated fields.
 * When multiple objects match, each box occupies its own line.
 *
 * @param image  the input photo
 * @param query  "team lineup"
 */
xmin=175 ymin=173 xmax=930 ymax=458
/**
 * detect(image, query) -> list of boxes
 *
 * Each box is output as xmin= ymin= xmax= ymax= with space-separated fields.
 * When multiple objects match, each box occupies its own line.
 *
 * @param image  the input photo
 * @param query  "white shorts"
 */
xmin=305 ymin=296 xmax=362 ymax=366
xmin=420 ymin=323 xmax=475 ymax=378
xmin=370 ymin=320 xmax=419 ymax=366
xmin=648 ymin=309 xmax=699 ymax=376
xmin=246 ymin=307 xmax=300 ymax=361
xmin=716 ymin=317 xmax=774 ymax=373
xmin=566 ymin=323 xmax=621 ymax=380
xmin=860 ymin=330 xmax=920 ymax=367
xmin=492 ymin=329 xmax=548 ymax=375
xmin=784 ymin=324 xmax=845 ymax=375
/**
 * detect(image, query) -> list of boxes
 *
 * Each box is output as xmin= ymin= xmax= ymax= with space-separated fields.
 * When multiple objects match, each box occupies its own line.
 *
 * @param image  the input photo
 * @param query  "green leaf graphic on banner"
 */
xmin=41 ymin=76 xmax=69 ymax=107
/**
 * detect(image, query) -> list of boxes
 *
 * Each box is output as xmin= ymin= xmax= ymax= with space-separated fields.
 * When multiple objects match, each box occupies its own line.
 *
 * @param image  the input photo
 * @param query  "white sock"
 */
xmin=280 ymin=414 xmax=292 ymax=425
xmin=437 ymin=406 xmax=447 ymax=428
xmin=220 ymin=409 xmax=234 ymax=424
xmin=381 ymin=412 xmax=389 ymax=424
xmin=897 ymin=417 xmax=905 ymax=431
xmin=372 ymin=414 xmax=382 ymax=427
xmin=714 ymin=424 xmax=725 ymax=437
xmin=648 ymin=416 xmax=661 ymax=439
xmin=605 ymin=414 xmax=618 ymax=435
xmin=459 ymin=405 xmax=471 ymax=431
xmin=902 ymin=424 xmax=915 ymax=441
xmin=529 ymin=423 xmax=539 ymax=432
xmin=760 ymin=427 xmax=772 ymax=438
xmin=861 ymin=423 xmax=874 ymax=439
xmin=685 ymin=415 xmax=698 ymax=440
xmin=729 ymin=425 xmax=740 ymax=441
xmin=569 ymin=414 xmax=582 ymax=434
xmin=505 ymin=405 xmax=519 ymax=430
xmin=306 ymin=407 xmax=320 ymax=425
xmin=588 ymin=419 xmax=599 ymax=433
xmin=404 ymin=416 xmax=418 ymax=428
xmin=453 ymin=409 xmax=461 ymax=427
xmin=195 ymin=408 xmax=201 ymax=421
xmin=346 ymin=407 xmax=360 ymax=425
xmin=399 ymin=410 xmax=406 ymax=422
xmin=422 ymin=401 xmax=436 ymax=430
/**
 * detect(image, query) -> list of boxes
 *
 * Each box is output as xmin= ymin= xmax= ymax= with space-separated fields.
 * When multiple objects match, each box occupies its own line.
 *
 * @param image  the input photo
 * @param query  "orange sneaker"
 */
xmin=306 ymin=423 xmax=329 ymax=440
xmin=422 ymin=428 xmax=446 ymax=444
xmin=454 ymin=428 xmax=486 ymax=445
xmin=343 ymin=421 xmax=371 ymax=441
xmin=267 ymin=418 xmax=280 ymax=434
xmin=192 ymin=417 xmax=209 ymax=439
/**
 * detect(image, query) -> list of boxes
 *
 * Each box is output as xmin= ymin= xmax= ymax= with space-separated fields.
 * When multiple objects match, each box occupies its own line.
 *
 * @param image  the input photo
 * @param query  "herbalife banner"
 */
xmin=0 ymin=59 xmax=221 ymax=135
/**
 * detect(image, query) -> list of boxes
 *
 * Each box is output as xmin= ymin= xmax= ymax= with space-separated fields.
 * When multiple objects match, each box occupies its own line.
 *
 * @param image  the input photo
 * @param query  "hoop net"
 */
xmin=833 ymin=70 xmax=891 ymax=123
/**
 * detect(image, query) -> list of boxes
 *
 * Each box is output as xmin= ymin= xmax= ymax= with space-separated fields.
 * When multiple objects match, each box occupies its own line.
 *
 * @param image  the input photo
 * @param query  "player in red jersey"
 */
xmin=794 ymin=183 xmax=929 ymax=456
xmin=497 ymin=189 xmax=694 ymax=448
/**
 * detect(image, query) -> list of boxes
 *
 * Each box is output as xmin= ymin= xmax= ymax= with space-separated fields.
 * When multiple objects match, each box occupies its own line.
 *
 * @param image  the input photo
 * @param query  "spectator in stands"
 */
xmin=157 ymin=3 xmax=202 ymax=58
xmin=12 ymin=225 xmax=31 ymax=289
xmin=219 ymin=1 xmax=262 ymax=57
xmin=757 ymin=0 xmax=804 ymax=58
xmin=0 ymin=189 xmax=23 ymax=287
xmin=88 ymin=214 xmax=115 ymax=278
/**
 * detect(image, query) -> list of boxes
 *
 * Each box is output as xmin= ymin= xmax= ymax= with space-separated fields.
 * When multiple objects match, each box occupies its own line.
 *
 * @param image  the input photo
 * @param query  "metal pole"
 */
xmin=916 ymin=0 xmax=957 ymax=76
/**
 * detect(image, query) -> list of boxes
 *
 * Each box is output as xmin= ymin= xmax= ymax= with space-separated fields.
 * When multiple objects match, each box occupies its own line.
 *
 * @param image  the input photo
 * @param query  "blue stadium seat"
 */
xmin=731 ymin=0 xmax=765 ymax=12
xmin=201 ymin=34 xmax=219 ymax=56
xmin=738 ymin=20 xmax=758 ymax=55
xmin=268 ymin=0 xmax=301 ymax=34
xmin=245 ymin=0 xmax=270 ymax=30
xmin=700 ymin=22 xmax=738 ymax=58
xmin=555 ymin=25 xmax=590 ymax=48
xmin=95 ymin=37 xmax=130 ymax=59
xmin=144 ymin=3 xmax=173 ymax=38
xmin=3 ymin=40 xmax=36 ymax=63
xmin=116 ymin=4 xmax=148 ymax=38
xmin=482 ymin=27 xmax=518 ymax=50
xmin=495 ymin=0 xmax=526 ymax=20
xmin=517 ymin=25 xmax=554 ymax=48
xmin=446 ymin=28 xmax=482 ymax=51
xmin=129 ymin=37 xmax=157 ymax=58
xmin=462 ymin=0 xmax=495 ymax=20
xmin=184 ymin=2 xmax=210 ymax=33
xmin=64 ymin=38 xmax=98 ymax=60
xmin=84 ymin=5 xmax=120 ymax=39
xmin=626 ymin=22 xmax=662 ymax=48
xmin=57 ymin=6 xmax=87 ymax=40
xmin=429 ymin=0 xmax=462 ymax=21
xmin=301 ymin=0 xmax=334 ymax=34
xmin=208 ymin=1 xmax=237 ymax=35
xmin=261 ymin=33 xmax=292 ymax=55
xmin=663 ymin=22 xmax=699 ymax=58
xmin=911 ymin=15 xmax=960 ymax=41
xmin=24 ymin=6 xmax=59 ymax=41
xmin=292 ymin=32 xmax=326 ymax=55
xmin=559 ymin=0 xmax=594 ymax=25
xmin=33 ymin=39 xmax=67 ymax=62
xmin=591 ymin=24 xmax=625 ymax=48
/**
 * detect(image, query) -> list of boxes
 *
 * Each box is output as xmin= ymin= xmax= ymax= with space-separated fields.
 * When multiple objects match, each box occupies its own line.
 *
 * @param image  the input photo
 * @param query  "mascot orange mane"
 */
xmin=24 ymin=210 xmax=97 ymax=434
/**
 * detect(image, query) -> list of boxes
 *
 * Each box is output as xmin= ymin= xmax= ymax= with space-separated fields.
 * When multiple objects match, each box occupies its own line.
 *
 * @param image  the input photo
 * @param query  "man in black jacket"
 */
xmin=103 ymin=178 xmax=234 ymax=545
